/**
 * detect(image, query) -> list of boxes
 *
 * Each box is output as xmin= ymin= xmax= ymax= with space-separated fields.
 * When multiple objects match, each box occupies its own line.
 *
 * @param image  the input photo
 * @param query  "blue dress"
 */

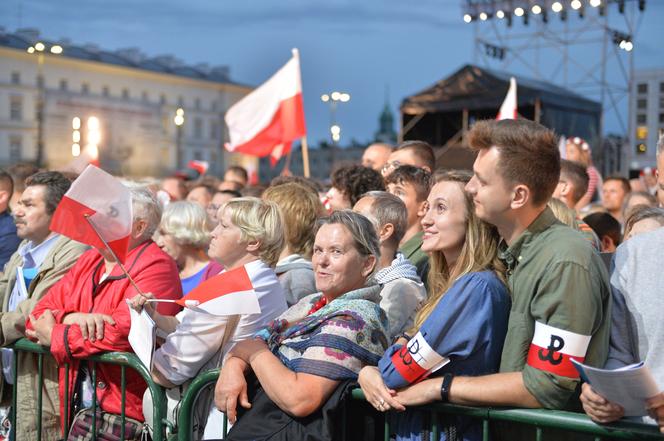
xmin=379 ymin=271 xmax=511 ymax=441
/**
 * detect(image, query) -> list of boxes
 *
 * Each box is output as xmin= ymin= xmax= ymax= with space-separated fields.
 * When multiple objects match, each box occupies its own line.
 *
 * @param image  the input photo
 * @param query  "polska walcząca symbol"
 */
xmin=106 ymin=205 xmax=119 ymax=218
xmin=538 ymin=335 xmax=565 ymax=365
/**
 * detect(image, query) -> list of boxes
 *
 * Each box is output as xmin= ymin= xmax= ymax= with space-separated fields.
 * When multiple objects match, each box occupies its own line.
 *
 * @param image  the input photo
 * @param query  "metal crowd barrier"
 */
xmin=10 ymin=338 xmax=168 ymax=441
xmin=8 ymin=341 xmax=664 ymax=441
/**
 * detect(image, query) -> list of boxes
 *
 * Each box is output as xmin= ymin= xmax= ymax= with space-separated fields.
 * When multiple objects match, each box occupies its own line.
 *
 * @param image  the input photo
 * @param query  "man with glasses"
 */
xmin=381 ymin=141 xmax=435 ymax=178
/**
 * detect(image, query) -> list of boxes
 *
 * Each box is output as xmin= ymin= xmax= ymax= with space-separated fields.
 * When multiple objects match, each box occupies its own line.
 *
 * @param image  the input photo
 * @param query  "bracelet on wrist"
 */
xmin=440 ymin=373 xmax=454 ymax=403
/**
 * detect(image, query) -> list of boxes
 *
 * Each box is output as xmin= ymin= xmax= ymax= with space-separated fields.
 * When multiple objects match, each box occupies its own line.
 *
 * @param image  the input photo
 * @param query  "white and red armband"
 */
xmin=391 ymin=331 xmax=450 ymax=384
xmin=526 ymin=321 xmax=591 ymax=378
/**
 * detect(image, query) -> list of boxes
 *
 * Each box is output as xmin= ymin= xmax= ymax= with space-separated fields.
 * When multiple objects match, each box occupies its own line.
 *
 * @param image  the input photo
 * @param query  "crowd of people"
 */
xmin=0 ymin=119 xmax=664 ymax=440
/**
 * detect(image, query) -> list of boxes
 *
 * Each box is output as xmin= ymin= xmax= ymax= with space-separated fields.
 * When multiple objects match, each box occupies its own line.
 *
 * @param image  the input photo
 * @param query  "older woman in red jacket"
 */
xmin=26 ymin=187 xmax=182 ymax=434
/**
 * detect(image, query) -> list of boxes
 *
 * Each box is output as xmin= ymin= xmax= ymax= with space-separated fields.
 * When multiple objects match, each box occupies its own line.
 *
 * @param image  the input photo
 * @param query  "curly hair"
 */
xmin=330 ymin=165 xmax=384 ymax=207
xmin=160 ymin=201 xmax=212 ymax=249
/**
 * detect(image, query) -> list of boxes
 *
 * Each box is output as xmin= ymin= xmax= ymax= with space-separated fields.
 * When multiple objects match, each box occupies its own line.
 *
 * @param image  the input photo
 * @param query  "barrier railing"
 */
xmin=350 ymin=389 xmax=664 ymax=441
xmin=10 ymin=338 xmax=168 ymax=441
xmin=8 ymin=341 xmax=664 ymax=441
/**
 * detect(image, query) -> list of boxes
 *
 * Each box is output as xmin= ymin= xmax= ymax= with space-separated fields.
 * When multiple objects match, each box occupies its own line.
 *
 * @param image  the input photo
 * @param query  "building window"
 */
xmin=193 ymin=150 xmax=203 ymax=160
xmin=210 ymin=121 xmax=219 ymax=140
xmin=102 ymin=86 xmax=110 ymax=97
xmin=11 ymin=72 xmax=20 ymax=85
xmin=177 ymin=96 xmax=184 ymax=107
xmin=195 ymin=98 xmax=201 ymax=110
xmin=637 ymin=98 xmax=647 ymax=110
xmin=81 ymin=83 xmax=90 ymax=95
xmin=9 ymin=96 xmax=23 ymax=121
xmin=122 ymin=88 xmax=130 ymax=100
xmin=211 ymin=100 xmax=218 ymax=111
xmin=160 ymin=94 xmax=166 ymax=105
xmin=193 ymin=117 xmax=203 ymax=139
xmin=9 ymin=136 xmax=22 ymax=162
xmin=36 ymin=75 xmax=44 ymax=88
xmin=142 ymin=91 xmax=149 ymax=102
xmin=660 ymin=97 xmax=664 ymax=109
xmin=660 ymin=113 xmax=664 ymax=124
xmin=637 ymin=114 xmax=647 ymax=124
xmin=637 ymin=83 xmax=648 ymax=94
xmin=59 ymin=79 xmax=68 ymax=91
xmin=660 ymin=82 xmax=664 ymax=93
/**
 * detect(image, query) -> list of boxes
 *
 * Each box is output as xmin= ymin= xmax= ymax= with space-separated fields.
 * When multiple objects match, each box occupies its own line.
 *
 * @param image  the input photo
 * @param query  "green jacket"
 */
xmin=399 ymin=231 xmax=429 ymax=287
xmin=498 ymin=208 xmax=611 ymax=410
xmin=0 ymin=235 xmax=87 ymax=440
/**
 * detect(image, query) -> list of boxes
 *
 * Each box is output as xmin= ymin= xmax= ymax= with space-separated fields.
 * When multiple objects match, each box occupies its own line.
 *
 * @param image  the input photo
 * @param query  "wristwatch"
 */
xmin=440 ymin=373 xmax=454 ymax=402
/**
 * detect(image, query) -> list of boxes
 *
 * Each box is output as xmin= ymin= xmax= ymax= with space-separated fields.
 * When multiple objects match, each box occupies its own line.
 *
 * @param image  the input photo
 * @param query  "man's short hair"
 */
xmin=604 ymin=176 xmax=631 ymax=194
xmin=396 ymin=141 xmax=436 ymax=172
xmin=384 ymin=165 xmax=432 ymax=202
xmin=225 ymin=165 xmax=248 ymax=184
xmin=360 ymin=191 xmax=408 ymax=247
xmin=24 ymin=171 xmax=72 ymax=215
xmin=583 ymin=212 xmax=622 ymax=248
xmin=560 ymin=159 xmax=589 ymax=204
xmin=215 ymin=189 xmax=242 ymax=199
xmin=0 ymin=170 xmax=13 ymax=195
xmin=187 ymin=184 xmax=215 ymax=198
xmin=467 ymin=119 xmax=560 ymax=206
xmin=331 ymin=165 xmax=385 ymax=207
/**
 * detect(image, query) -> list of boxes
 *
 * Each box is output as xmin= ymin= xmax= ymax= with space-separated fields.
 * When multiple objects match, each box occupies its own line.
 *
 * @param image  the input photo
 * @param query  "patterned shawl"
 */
xmin=255 ymin=285 xmax=389 ymax=380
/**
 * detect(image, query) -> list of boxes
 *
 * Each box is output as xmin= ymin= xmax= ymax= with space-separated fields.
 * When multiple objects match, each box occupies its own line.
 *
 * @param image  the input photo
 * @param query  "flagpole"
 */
xmin=301 ymin=136 xmax=310 ymax=178
xmin=84 ymin=215 xmax=144 ymax=295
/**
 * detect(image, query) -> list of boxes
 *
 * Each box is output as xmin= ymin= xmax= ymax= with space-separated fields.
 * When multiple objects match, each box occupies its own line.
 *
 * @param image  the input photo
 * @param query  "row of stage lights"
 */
xmin=464 ymin=0 xmax=645 ymax=25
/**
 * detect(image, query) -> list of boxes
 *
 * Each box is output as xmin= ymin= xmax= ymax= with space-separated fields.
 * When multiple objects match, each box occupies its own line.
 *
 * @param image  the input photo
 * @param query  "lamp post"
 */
xmin=173 ymin=108 xmax=185 ymax=169
xmin=320 ymin=91 xmax=350 ymax=145
xmin=27 ymin=42 xmax=63 ymax=167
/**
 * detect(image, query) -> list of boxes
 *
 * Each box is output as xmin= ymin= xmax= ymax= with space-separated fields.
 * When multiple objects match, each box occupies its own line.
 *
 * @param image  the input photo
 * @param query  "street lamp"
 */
xmin=320 ymin=91 xmax=350 ymax=145
xmin=26 ymin=41 xmax=63 ymax=167
xmin=173 ymin=108 xmax=185 ymax=168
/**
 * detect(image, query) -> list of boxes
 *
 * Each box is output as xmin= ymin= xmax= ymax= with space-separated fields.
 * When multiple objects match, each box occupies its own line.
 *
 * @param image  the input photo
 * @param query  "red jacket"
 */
xmin=27 ymin=241 xmax=182 ymax=428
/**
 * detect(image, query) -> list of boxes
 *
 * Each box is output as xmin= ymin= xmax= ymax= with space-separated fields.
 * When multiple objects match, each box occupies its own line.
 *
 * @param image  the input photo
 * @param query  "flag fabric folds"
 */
xmin=496 ymin=77 xmax=517 ymax=120
xmin=224 ymin=50 xmax=306 ymax=165
xmin=50 ymin=165 xmax=133 ymax=262
xmin=178 ymin=265 xmax=261 ymax=316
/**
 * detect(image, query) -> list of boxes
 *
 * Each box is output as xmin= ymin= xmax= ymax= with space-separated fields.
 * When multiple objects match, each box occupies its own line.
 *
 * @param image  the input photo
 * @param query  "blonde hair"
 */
xmin=160 ymin=201 xmax=212 ymax=249
xmin=548 ymin=198 xmax=578 ymax=228
xmin=262 ymin=182 xmax=324 ymax=258
xmin=411 ymin=170 xmax=506 ymax=331
xmin=222 ymin=197 xmax=285 ymax=268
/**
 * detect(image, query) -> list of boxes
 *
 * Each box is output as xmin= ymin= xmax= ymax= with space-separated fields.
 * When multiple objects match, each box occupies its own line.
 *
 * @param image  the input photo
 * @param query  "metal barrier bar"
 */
xmin=37 ymin=352 xmax=43 ymax=441
xmin=175 ymin=369 xmax=221 ymax=441
xmin=10 ymin=338 xmax=167 ymax=441
xmin=91 ymin=362 xmax=97 ymax=441
xmin=351 ymin=389 xmax=664 ymax=440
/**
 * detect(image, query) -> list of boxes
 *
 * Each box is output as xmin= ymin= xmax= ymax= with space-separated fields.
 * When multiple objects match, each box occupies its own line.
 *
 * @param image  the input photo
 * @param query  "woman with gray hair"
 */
xmin=214 ymin=210 xmax=389 ymax=440
xmin=155 ymin=201 xmax=222 ymax=295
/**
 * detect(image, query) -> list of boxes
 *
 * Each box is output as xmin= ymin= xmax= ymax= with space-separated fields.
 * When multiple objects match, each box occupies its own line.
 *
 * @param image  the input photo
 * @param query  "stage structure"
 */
xmin=461 ymin=0 xmax=645 ymax=148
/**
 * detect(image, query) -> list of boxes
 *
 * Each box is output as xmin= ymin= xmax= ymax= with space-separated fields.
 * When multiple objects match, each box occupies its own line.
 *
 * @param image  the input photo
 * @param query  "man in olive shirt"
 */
xmin=392 ymin=120 xmax=611 ymax=416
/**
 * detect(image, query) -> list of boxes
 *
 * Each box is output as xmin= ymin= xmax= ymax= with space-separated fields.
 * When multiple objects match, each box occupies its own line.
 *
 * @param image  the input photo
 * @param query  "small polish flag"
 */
xmin=225 ymin=49 xmax=307 ymax=166
xmin=390 ymin=331 xmax=450 ymax=384
xmin=527 ymin=321 xmax=591 ymax=378
xmin=496 ymin=77 xmax=517 ymax=120
xmin=50 ymin=165 xmax=132 ymax=262
xmin=178 ymin=265 xmax=261 ymax=316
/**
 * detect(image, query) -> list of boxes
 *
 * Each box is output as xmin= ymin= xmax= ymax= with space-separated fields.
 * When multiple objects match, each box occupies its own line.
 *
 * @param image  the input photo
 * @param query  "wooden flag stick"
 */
xmin=84 ymin=215 xmax=144 ymax=295
xmin=301 ymin=135 xmax=310 ymax=178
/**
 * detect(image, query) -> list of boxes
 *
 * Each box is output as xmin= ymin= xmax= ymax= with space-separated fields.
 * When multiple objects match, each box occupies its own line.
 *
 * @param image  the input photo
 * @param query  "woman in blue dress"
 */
xmin=358 ymin=170 xmax=511 ymax=441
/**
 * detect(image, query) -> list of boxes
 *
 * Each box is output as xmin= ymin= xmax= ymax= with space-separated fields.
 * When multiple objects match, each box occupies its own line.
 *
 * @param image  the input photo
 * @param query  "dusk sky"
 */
xmin=2 ymin=0 xmax=663 ymax=146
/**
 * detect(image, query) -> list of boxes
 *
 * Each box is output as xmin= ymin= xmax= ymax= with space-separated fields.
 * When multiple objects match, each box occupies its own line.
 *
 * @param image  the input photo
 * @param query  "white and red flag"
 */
xmin=496 ymin=77 xmax=518 ymax=120
xmin=527 ymin=321 xmax=591 ymax=378
xmin=50 ymin=165 xmax=132 ymax=262
xmin=224 ymin=49 xmax=306 ymax=166
xmin=178 ymin=264 xmax=261 ymax=315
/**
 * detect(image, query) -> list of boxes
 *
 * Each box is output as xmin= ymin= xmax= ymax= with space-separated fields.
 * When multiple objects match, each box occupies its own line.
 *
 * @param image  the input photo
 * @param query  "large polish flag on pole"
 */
xmin=224 ymin=49 xmax=307 ymax=165
xmin=496 ymin=77 xmax=518 ymax=120
xmin=50 ymin=165 xmax=133 ymax=262
xmin=178 ymin=264 xmax=262 ymax=315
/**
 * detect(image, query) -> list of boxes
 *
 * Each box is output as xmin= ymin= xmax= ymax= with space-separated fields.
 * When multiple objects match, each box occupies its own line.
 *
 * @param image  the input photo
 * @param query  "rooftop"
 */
xmin=0 ymin=27 xmax=246 ymax=87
